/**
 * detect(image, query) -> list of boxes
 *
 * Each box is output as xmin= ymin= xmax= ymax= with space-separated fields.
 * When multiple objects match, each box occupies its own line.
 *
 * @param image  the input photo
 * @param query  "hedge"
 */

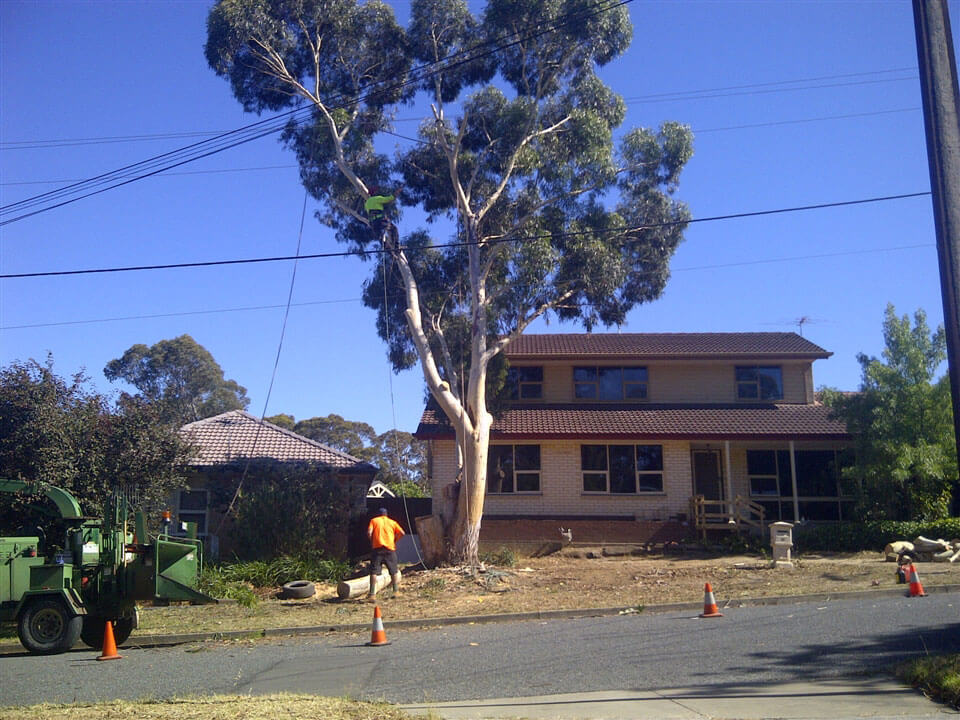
xmin=794 ymin=518 xmax=960 ymax=552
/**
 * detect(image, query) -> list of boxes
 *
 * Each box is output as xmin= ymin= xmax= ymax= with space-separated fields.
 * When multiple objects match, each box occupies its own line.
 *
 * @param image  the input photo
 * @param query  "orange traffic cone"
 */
xmin=699 ymin=582 xmax=724 ymax=618
xmin=907 ymin=564 xmax=927 ymax=597
xmin=96 ymin=620 xmax=123 ymax=661
xmin=366 ymin=605 xmax=391 ymax=646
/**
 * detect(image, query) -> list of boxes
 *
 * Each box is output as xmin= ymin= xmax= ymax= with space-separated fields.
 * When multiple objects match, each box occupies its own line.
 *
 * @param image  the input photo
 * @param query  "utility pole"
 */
xmin=913 ymin=0 xmax=960 ymax=476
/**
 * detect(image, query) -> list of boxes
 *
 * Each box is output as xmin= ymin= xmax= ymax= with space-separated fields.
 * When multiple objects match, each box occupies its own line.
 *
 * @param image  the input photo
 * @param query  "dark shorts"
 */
xmin=370 ymin=548 xmax=398 ymax=576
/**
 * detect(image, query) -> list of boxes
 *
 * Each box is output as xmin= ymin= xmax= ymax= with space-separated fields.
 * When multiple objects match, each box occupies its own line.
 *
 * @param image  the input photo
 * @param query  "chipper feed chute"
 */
xmin=153 ymin=537 xmax=216 ymax=604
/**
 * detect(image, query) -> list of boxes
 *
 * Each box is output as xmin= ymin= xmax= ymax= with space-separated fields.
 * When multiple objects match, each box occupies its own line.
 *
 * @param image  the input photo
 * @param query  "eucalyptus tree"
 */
xmin=206 ymin=0 xmax=693 ymax=564
xmin=105 ymin=335 xmax=250 ymax=426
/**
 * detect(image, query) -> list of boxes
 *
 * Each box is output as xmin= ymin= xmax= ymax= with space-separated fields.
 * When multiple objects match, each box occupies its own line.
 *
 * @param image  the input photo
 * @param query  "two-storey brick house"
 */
xmin=415 ymin=333 xmax=851 ymax=547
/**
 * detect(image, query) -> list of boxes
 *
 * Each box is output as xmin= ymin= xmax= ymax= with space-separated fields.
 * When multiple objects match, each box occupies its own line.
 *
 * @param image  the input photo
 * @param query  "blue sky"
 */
xmin=1 ymin=0 xmax=958 ymax=436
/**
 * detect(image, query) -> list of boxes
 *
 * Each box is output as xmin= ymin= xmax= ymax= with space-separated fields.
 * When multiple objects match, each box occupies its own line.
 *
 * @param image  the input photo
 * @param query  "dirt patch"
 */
xmin=124 ymin=550 xmax=960 ymax=638
xmin=3 ymin=549 xmax=955 ymax=649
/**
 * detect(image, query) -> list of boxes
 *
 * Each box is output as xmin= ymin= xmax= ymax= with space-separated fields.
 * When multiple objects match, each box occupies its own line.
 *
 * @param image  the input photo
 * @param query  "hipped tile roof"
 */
xmin=180 ymin=410 xmax=377 ymax=471
xmin=505 ymin=332 xmax=830 ymax=359
xmin=416 ymin=403 xmax=848 ymax=441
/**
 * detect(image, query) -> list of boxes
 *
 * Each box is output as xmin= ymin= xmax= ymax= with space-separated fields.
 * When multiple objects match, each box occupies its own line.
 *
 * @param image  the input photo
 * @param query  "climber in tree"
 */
xmin=364 ymin=185 xmax=402 ymax=247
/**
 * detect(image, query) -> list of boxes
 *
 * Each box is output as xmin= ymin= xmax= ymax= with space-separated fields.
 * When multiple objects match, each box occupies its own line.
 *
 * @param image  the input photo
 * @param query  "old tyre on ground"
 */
xmin=281 ymin=580 xmax=315 ymax=599
xmin=17 ymin=598 xmax=82 ymax=654
xmin=80 ymin=615 xmax=135 ymax=649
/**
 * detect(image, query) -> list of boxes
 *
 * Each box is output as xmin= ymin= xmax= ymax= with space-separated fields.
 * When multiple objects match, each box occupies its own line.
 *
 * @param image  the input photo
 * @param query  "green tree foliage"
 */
xmin=280 ymin=413 xmax=428 ymax=496
xmin=293 ymin=413 xmax=377 ymax=457
xmin=104 ymin=335 xmax=250 ymax=426
xmin=823 ymin=304 xmax=957 ymax=520
xmin=0 ymin=357 xmax=192 ymax=528
xmin=206 ymin=0 xmax=692 ymax=563
xmin=204 ymin=460 xmax=350 ymax=561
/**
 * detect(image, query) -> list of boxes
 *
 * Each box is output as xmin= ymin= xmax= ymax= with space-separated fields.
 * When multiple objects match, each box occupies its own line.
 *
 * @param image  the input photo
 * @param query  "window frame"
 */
xmin=746 ymin=448 xmax=853 ymax=521
xmin=735 ymin=366 xmax=784 ymax=401
xmin=573 ymin=366 xmax=648 ymax=401
xmin=176 ymin=489 xmax=209 ymax=534
xmin=580 ymin=444 xmax=664 ymax=494
xmin=508 ymin=366 xmax=544 ymax=400
xmin=487 ymin=444 xmax=541 ymax=494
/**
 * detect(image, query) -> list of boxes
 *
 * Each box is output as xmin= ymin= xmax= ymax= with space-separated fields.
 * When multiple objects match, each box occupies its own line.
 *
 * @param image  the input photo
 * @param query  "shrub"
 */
xmin=481 ymin=546 xmax=517 ymax=567
xmin=205 ymin=460 xmax=351 ymax=561
xmin=197 ymin=567 xmax=258 ymax=608
xmin=213 ymin=555 xmax=350 ymax=588
xmin=795 ymin=518 xmax=960 ymax=553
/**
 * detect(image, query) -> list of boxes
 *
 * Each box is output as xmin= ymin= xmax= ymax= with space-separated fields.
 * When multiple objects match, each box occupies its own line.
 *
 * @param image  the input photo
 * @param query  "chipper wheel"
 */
xmin=17 ymin=598 xmax=82 ymax=654
xmin=80 ymin=614 xmax=136 ymax=649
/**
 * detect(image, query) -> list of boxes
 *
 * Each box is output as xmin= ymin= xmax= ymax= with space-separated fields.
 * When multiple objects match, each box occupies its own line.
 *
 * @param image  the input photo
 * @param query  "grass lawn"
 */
xmin=898 ymin=654 xmax=960 ymax=709
xmin=0 ymin=694 xmax=418 ymax=720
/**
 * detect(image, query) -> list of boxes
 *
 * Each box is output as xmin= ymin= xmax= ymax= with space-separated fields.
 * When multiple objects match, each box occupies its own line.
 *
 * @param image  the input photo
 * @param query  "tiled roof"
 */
xmin=180 ymin=411 xmax=377 ymax=471
xmin=505 ymin=332 xmax=830 ymax=359
xmin=416 ymin=403 xmax=848 ymax=441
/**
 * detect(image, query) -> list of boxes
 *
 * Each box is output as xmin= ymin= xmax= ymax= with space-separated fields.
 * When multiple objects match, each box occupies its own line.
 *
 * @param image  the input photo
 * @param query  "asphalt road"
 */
xmin=1 ymin=593 xmax=958 ymax=708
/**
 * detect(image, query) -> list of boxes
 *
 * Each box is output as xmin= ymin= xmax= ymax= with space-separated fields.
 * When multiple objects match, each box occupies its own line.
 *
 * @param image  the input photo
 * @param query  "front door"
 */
xmin=693 ymin=450 xmax=723 ymax=501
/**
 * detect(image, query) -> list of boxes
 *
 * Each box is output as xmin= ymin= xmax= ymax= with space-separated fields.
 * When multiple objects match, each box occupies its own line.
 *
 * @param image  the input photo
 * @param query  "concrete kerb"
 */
xmin=59 ymin=581 xmax=960 ymax=651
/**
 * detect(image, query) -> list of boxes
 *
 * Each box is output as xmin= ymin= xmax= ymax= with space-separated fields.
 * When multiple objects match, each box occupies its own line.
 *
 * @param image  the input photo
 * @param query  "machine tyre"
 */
xmin=281 ymin=580 xmax=315 ymax=599
xmin=17 ymin=598 xmax=82 ymax=654
xmin=80 ymin=615 xmax=135 ymax=649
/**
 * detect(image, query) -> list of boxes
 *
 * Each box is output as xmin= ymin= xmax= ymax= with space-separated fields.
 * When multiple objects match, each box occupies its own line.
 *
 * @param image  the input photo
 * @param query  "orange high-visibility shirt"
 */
xmin=368 ymin=516 xmax=405 ymax=551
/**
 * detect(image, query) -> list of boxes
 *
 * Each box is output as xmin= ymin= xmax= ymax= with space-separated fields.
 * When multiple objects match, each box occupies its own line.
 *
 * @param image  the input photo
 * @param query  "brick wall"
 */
xmin=429 ymin=438 xmax=694 ymax=521
xmin=524 ymin=360 xmax=813 ymax=404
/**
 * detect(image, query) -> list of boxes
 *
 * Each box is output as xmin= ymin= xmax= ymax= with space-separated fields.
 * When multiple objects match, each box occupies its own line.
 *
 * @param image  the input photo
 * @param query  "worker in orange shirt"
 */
xmin=367 ymin=507 xmax=405 ymax=598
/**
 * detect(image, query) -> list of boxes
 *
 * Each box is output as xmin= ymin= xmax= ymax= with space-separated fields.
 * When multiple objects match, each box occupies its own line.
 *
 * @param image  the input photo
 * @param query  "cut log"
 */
xmin=913 ymin=536 xmax=951 ymax=553
xmin=884 ymin=541 xmax=914 ymax=561
xmin=336 ymin=569 xmax=399 ymax=600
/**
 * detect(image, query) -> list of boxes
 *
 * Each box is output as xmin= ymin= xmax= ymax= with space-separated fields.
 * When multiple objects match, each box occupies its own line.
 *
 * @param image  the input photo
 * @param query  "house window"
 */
xmin=736 ymin=366 xmax=783 ymax=400
xmin=581 ymin=444 xmax=663 ymax=493
xmin=177 ymin=489 xmax=208 ymax=534
xmin=487 ymin=445 xmax=540 ymax=493
xmin=574 ymin=366 xmax=648 ymax=400
xmin=747 ymin=449 xmax=849 ymax=521
xmin=746 ymin=450 xmax=779 ymax=496
xmin=508 ymin=366 xmax=543 ymax=400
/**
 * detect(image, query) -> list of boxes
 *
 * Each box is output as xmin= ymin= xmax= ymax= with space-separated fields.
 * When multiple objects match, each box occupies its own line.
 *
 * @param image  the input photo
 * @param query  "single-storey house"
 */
xmin=177 ymin=410 xmax=377 ymax=558
xmin=415 ymin=332 xmax=851 ymax=547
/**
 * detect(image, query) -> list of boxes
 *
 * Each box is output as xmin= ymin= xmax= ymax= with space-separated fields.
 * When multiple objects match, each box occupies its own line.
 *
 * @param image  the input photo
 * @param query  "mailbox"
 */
xmin=769 ymin=521 xmax=794 ymax=568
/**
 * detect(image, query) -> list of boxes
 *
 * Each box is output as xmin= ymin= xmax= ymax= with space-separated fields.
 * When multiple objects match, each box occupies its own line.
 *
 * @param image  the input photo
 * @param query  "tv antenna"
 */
xmin=764 ymin=316 xmax=825 ymax=337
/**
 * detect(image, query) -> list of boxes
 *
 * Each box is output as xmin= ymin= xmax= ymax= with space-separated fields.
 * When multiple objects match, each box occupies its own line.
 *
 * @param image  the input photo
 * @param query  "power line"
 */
xmin=0 ymin=66 xmax=918 ymax=151
xmin=0 ymin=190 xmax=931 ymax=280
xmin=623 ymin=67 xmax=916 ymax=102
xmin=0 ymin=164 xmax=298 ymax=187
xmin=0 ymin=0 xmax=633 ymax=226
xmin=625 ymin=76 xmax=918 ymax=106
xmin=2 ymin=106 xmax=921 ymax=187
xmin=0 ymin=241 xmax=934 ymax=331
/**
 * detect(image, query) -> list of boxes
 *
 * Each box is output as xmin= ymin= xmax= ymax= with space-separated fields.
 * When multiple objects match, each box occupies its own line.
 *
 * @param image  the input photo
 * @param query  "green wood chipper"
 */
xmin=1 ymin=479 xmax=215 ymax=654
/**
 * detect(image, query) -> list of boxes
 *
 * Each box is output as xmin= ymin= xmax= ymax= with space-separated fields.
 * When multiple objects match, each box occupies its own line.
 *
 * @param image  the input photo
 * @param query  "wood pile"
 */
xmin=883 ymin=536 xmax=960 ymax=563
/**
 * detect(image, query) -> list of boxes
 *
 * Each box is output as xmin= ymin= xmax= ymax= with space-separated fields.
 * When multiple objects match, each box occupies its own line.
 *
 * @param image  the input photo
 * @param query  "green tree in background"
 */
xmin=0 ymin=357 xmax=192 ymax=527
xmin=104 ymin=335 xmax=250 ymax=426
xmin=291 ymin=414 xmax=377 ymax=458
xmin=268 ymin=413 xmax=428 ymax=497
xmin=823 ymin=304 xmax=957 ymax=520
xmin=206 ymin=0 xmax=693 ymax=563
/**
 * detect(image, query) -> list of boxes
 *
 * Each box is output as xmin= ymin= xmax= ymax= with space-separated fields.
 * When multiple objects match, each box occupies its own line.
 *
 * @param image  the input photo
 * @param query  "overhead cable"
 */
xmin=0 ymin=190 xmax=931 ymax=280
xmin=0 ymin=0 xmax=632 ymax=226
xmin=0 ymin=242 xmax=933 ymax=331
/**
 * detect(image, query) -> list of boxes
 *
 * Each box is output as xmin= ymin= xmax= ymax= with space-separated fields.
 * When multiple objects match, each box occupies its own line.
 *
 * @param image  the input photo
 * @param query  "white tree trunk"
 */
xmin=450 ymin=410 xmax=492 ymax=565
